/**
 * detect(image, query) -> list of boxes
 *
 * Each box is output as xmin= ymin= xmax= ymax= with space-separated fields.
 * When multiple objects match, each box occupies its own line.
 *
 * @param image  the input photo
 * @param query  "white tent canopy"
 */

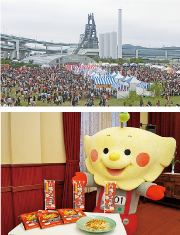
xmin=136 ymin=82 xmax=154 ymax=97
xmin=122 ymin=76 xmax=140 ymax=91
xmin=111 ymin=83 xmax=129 ymax=99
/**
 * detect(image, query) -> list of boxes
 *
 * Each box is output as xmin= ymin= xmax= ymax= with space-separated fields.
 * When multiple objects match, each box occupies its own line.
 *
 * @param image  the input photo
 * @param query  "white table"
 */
xmin=8 ymin=212 xmax=127 ymax=235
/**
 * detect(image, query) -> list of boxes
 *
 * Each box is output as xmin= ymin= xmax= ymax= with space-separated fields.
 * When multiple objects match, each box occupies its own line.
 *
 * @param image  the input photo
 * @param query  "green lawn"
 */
xmin=2 ymin=87 xmax=180 ymax=107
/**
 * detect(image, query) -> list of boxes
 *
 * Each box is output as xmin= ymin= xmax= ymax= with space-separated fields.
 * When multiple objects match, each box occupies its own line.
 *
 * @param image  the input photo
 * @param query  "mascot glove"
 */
xmin=146 ymin=185 xmax=166 ymax=201
xmin=72 ymin=172 xmax=87 ymax=185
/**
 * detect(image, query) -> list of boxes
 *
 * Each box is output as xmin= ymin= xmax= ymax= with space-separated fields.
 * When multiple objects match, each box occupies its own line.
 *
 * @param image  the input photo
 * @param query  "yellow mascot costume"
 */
xmin=73 ymin=113 xmax=176 ymax=235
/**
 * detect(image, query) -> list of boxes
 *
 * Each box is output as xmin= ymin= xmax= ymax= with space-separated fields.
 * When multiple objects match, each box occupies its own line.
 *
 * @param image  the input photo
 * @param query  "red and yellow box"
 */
xmin=104 ymin=181 xmax=116 ymax=212
xmin=73 ymin=180 xmax=85 ymax=210
xmin=44 ymin=180 xmax=56 ymax=210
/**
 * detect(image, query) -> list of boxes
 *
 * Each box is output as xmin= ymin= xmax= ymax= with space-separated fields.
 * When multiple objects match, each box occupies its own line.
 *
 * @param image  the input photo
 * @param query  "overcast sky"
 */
xmin=1 ymin=0 xmax=180 ymax=48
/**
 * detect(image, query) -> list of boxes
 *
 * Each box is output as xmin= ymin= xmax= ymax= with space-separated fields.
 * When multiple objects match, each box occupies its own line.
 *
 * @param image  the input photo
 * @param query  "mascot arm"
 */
xmin=135 ymin=182 xmax=157 ymax=197
xmin=146 ymin=185 xmax=166 ymax=200
xmin=135 ymin=182 xmax=165 ymax=200
xmin=85 ymin=173 xmax=99 ymax=187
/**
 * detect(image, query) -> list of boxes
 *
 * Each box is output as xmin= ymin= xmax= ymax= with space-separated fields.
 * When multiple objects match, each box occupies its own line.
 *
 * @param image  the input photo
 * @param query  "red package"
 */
xmin=57 ymin=209 xmax=86 ymax=224
xmin=19 ymin=212 xmax=39 ymax=230
xmin=37 ymin=210 xmax=63 ymax=229
xmin=73 ymin=180 xmax=85 ymax=210
xmin=44 ymin=180 xmax=56 ymax=210
xmin=104 ymin=181 xmax=116 ymax=213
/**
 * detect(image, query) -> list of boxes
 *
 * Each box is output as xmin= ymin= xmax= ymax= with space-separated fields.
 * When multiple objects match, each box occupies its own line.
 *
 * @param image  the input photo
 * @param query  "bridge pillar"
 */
xmin=3 ymin=51 xmax=8 ymax=59
xmin=136 ymin=49 xmax=138 ymax=58
xmin=10 ymin=50 xmax=17 ymax=60
xmin=19 ymin=51 xmax=25 ymax=60
xmin=165 ymin=51 xmax=167 ymax=59
xmin=15 ymin=40 xmax=19 ymax=59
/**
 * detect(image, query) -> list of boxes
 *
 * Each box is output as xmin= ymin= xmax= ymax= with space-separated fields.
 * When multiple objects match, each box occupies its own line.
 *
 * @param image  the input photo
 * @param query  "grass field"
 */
xmin=2 ymin=87 xmax=180 ymax=107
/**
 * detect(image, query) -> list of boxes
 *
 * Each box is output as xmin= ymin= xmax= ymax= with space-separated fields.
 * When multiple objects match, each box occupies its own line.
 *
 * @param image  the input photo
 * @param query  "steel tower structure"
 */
xmin=73 ymin=13 xmax=98 ymax=54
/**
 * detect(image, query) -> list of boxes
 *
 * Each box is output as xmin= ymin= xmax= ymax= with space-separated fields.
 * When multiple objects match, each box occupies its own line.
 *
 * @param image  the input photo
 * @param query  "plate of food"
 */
xmin=76 ymin=216 xmax=116 ymax=233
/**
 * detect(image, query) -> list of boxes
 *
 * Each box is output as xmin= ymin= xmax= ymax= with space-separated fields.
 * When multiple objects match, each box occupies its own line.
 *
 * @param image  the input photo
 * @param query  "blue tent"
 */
xmin=136 ymin=82 xmax=150 ymax=89
xmin=112 ymin=82 xmax=129 ymax=90
xmin=94 ymin=76 xmax=116 ymax=85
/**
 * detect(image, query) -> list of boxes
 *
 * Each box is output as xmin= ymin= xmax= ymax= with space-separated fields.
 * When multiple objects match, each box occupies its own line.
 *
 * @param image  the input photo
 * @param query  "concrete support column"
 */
xmin=3 ymin=51 xmax=8 ymax=59
xmin=136 ymin=49 xmax=138 ymax=58
xmin=10 ymin=50 xmax=17 ymax=60
xmin=165 ymin=51 xmax=167 ymax=59
xmin=19 ymin=51 xmax=25 ymax=60
xmin=118 ymin=9 xmax=122 ymax=58
xmin=15 ymin=40 xmax=19 ymax=59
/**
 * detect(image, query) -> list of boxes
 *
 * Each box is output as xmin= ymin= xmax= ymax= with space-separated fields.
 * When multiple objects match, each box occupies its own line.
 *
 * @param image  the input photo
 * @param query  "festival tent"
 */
xmin=124 ymin=76 xmax=141 ymax=91
xmin=110 ymin=72 xmax=117 ymax=78
xmin=111 ymin=82 xmax=129 ymax=99
xmin=130 ymin=63 xmax=137 ymax=66
xmin=164 ymin=67 xmax=173 ymax=73
xmin=136 ymin=82 xmax=154 ymax=97
xmin=123 ymin=63 xmax=130 ymax=66
xmin=150 ymin=65 xmax=166 ymax=71
xmin=114 ymin=72 xmax=124 ymax=79
xmin=118 ymin=75 xmax=130 ymax=83
xmin=90 ymin=73 xmax=99 ymax=79
xmin=93 ymin=76 xmax=116 ymax=85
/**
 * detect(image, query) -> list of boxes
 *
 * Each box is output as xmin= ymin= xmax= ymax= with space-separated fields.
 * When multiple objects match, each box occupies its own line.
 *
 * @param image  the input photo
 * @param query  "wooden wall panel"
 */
xmin=11 ymin=165 xmax=43 ymax=187
xmin=1 ymin=165 xmax=12 ymax=187
xmin=1 ymin=163 xmax=66 ymax=235
xmin=85 ymin=191 xmax=97 ymax=212
xmin=1 ymin=192 xmax=14 ymax=235
xmin=42 ymin=164 xmax=66 ymax=181
xmin=13 ymin=189 xmax=44 ymax=226
xmin=55 ymin=184 xmax=64 ymax=209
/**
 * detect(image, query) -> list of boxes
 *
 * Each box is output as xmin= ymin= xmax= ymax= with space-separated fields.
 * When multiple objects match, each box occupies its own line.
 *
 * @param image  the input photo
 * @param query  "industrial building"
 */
xmin=99 ymin=31 xmax=117 ymax=59
xmin=21 ymin=54 xmax=96 ymax=67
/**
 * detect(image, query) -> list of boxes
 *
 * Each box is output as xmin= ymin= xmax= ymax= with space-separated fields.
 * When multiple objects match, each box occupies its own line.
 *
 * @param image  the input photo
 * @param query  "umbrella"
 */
xmin=176 ymin=70 xmax=180 ymax=74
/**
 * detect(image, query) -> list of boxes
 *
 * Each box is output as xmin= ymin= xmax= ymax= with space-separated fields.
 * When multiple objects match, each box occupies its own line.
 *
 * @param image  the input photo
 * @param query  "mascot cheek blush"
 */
xmin=72 ymin=113 xmax=176 ymax=235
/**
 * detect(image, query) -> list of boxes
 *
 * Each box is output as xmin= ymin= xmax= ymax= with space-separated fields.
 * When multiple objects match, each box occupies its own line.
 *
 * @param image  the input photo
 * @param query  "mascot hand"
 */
xmin=146 ymin=185 xmax=166 ymax=201
xmin=72 ymin=172 xmax=87 ymax=185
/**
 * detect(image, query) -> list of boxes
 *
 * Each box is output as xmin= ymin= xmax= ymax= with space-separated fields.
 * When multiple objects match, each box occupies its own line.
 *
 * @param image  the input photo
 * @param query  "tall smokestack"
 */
xmin=118 ymin=9 xmax=122 ymax=58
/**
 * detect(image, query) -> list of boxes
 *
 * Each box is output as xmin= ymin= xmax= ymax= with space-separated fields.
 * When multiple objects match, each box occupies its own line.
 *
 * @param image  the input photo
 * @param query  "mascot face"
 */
xmin=84 ymin=127 xmax=176 ymax=190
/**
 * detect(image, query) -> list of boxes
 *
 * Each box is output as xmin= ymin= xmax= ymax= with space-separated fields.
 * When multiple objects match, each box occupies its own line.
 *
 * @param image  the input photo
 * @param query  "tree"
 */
xmin=148 ymin=82 xmax=162 ymax=100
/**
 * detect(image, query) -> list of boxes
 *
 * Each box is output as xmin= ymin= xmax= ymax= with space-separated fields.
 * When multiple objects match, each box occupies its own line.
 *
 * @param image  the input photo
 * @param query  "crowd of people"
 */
xmin=110 ymin=64 xmax=180 ymax=97
xmin=1 ymin=63 xmax=180 ymax=107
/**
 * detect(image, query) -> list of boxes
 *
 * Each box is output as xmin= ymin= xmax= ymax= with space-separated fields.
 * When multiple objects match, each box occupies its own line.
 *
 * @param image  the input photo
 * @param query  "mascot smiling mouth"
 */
xmin=106 ymin=167 xmax=125 ymax=176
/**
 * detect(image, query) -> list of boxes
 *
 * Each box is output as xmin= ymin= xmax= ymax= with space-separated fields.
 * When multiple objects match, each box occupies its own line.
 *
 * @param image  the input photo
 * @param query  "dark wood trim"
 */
xmin=1 ymin=186 xmax=12 ymax=193
xmin=1 ymin=180 xmax=64 ymax=193
xmin=1 ymin=163 xmax=66 ymax=168
xmin=11 ymin=164 xmax=43 ymax=168
xmin=1 ymin=164 xmax=11 ymax=168
xmin=12 ymin=184 xmax=43 ymax=192
xmin=42 ymin=163 xmax=66 ymax=166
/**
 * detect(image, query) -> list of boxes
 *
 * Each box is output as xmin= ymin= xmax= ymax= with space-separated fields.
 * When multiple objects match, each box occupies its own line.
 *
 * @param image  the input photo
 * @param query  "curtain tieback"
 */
xmin=66 ymin=159 xmax=79 ymax=165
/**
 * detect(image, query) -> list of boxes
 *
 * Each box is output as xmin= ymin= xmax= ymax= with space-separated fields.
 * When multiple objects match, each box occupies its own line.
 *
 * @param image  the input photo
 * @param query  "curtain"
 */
xmin=80 ymin=112 xmax=125 ymax=193
xmin=80 ymin=112 xmax=112 ymax=173
xmin=62 ymin=112 xmax=81 ymax=208
xmin=127 ymin=112 xmax=140 ymax=128
xmin=148 ymin=112 xmax=180 ymax=173
xmin=80 ymin=112 xmax=124 ymax=173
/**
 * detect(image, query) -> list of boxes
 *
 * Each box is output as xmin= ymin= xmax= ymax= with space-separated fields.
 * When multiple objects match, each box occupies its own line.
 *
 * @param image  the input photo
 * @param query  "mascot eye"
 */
xmin=103 ymin=148 xmax=109 ymax=154
xmin=124 ymin=149 xmax=131 ymax=155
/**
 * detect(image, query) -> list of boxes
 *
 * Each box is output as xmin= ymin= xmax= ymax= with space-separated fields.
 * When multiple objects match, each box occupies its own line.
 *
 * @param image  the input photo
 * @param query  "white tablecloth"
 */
xmin=8 ymin=212 xmax=127 ymax=235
